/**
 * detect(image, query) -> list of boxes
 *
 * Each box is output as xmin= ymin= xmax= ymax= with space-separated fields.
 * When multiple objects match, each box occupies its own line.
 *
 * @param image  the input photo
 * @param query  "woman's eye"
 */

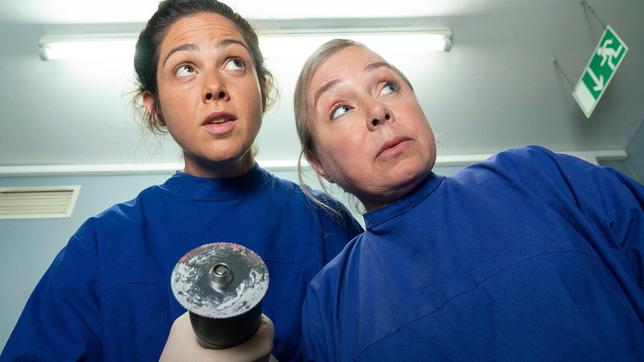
xmin=175 ymin=64 xmax=195 ymax=77
xmin=380 ymin=80 xmax=400 ymax=96
xmin=330 ymin=104 xmax=353 ymax=120
xmin=224 ymin=58 xmax=245 ymax=71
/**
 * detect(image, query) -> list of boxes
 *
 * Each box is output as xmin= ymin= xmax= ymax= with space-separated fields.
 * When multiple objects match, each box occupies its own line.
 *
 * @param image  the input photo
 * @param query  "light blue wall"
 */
xmin=602 ymin=120 xmax=644 ymax=183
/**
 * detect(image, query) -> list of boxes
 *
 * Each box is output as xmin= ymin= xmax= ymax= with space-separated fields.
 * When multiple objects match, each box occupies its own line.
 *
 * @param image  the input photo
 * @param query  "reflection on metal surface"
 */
xmin=171 ymin=242 xmax=269 ymax=349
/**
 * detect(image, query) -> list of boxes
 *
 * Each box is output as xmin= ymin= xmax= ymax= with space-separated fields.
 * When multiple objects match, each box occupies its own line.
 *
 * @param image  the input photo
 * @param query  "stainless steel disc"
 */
xmin=171 ymin=242 xmax=269 ymax=320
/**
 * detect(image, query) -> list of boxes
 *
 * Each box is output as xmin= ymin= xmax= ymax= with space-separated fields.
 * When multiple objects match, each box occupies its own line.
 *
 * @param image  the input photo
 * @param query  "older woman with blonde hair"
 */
xmin=294 ymin=39 xmax=644 ymax=361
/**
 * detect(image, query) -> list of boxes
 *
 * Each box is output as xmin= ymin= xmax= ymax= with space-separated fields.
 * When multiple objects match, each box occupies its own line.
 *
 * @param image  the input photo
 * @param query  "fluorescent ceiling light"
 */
xmin=39 ymin=26 xmax=452 ymax=61
xmin=39 ymin=34 xmax=136 ymax=60
xmin=261 ymin=28 xmax=452 ymax=54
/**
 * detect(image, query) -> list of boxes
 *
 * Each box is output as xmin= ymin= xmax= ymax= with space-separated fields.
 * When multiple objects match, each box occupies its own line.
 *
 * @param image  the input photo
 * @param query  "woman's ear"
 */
xmin=307 ymin=151 xmax=335 ymax=184
xmin=143 ymin=91 xmax=165 ymax=127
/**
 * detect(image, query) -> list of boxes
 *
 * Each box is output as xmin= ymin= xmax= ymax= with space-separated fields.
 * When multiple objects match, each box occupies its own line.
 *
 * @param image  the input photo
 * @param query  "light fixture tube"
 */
xmin=260 ymin=26 xmax=452 ymax=52
xmin=39 ymin=33 xmax=137 ymax=61
xmin=39 ymin=27 xmax=452 ymax=61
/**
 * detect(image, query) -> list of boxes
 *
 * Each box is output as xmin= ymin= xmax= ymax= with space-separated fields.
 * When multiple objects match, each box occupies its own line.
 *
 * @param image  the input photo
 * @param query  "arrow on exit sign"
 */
xmin=572 ymin=25 xmax=628 ymax=118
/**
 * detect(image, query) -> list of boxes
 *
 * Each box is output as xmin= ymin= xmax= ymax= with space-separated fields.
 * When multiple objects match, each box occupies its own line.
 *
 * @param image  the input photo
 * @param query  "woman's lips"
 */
xmin=377 ymin=137 xmax=412 ymax=158
xmin=202 ymin=112 xmax=237 ymax=135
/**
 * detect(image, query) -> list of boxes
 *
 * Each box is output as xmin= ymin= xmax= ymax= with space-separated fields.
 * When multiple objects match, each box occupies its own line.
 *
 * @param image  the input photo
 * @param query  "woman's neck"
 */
xmin=182 ymin=151 xmax=256 ymax=179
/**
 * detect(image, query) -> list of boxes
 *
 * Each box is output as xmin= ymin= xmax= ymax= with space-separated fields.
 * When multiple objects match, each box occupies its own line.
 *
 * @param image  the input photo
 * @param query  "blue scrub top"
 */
xmin=303 ymin=146 xmax=644 ymax=361
xmin=2 ymin=165 xmax=363 ymax=361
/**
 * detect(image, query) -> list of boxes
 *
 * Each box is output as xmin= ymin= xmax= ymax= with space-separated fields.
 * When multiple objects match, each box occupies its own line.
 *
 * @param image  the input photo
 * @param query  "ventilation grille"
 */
xmin=0 ymin=186 xmax=81 ymax=219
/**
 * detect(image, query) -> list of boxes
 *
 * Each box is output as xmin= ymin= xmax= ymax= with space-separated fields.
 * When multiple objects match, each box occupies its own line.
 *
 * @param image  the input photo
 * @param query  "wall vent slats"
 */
xmin=0 ymin=186 xmax=81 ymax=219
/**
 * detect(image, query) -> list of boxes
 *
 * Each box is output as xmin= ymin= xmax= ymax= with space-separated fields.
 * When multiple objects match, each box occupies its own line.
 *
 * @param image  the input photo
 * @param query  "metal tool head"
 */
xmin=171 ymin=242 xmax=269 ymax=319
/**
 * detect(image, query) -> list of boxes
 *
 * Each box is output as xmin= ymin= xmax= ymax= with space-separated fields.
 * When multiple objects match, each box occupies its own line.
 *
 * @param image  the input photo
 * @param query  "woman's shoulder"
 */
xmin=485 ymin=145 xmax=560 ymax=168
xmin=308 ymin=233 xmax=363 ymax=293
xmin=95 ymin=184 xmax=163 ymax=219
xmin=482 ymin=145 xmax=597 ymax=171
xmin=268 ymin=172 xmax=353 ymax=214
xmin=457 ymin=145 xmax=598 ymax=184
xmin=74 ymin=182 xmax=170 ymax=242
xmin=451 ymin=145 xmax=634 ymax=213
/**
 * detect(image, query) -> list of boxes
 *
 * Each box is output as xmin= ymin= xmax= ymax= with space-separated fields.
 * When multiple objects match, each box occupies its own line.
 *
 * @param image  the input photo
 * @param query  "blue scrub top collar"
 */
xmin=363 ymin=172 xmax=444 ymax=229
xmin=160 ymin=163 xmax=272 ymax=200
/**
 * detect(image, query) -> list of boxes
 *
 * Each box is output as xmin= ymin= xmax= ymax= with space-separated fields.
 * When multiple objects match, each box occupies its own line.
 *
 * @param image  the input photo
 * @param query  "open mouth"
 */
xmin=202 ymin=112 xmax=238 ymax=135
xmin=203 ymin=112 xmax=237 ymax=125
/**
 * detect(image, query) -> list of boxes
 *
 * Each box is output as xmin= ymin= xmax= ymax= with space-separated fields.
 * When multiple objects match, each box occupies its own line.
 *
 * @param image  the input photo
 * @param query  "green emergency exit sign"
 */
xmin=572 ymin=26 xmax=628 ymax=118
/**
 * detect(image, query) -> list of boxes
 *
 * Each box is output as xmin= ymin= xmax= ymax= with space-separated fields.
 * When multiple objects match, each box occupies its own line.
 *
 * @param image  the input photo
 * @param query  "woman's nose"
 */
xmin=204 ymin=90 xmax=227 ymax=101
xmin=202 ymin=74 xmax=228 ymax=102
xmin=366 ymin=100 xmax=392 ymax=130
xmin=370 ymin=113 xmax=391 ymax=127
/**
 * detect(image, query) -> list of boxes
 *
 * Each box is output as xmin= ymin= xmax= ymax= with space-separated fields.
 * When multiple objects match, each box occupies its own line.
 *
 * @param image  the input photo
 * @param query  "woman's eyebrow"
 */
xmin=364 ymin=61 xmax=393 ymax=73
xmin=162 ymin=39 xmax=251 ymax=67
xmin=163 ymin=43 xmax=199 ymax=67
xmin=314 ymin=79 xmax=341 ymax=109
xmin=216 ymin=38 xmax=251 ymax=55
xmin=313 ymin=61 xmax=395 ymax=107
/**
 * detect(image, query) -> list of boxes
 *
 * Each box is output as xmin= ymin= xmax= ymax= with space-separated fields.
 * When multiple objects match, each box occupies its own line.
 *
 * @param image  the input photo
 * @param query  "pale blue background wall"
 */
xmin=603 ymin=121 xmax=644 ymax=182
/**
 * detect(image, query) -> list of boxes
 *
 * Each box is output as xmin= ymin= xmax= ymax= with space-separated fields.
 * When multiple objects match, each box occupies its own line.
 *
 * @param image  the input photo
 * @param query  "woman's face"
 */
xmin=144 ymin=12 xmax=263 ymax=178
xmin=308 ymin=45 xmax=436 ymax=211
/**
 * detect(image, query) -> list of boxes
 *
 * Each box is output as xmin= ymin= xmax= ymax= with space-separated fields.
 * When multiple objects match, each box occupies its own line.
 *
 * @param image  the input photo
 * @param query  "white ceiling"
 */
xmin=1 ymin=0 xmax=483 ymax=23
xmin=0 ymin=0 xmax=642 ymax=168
